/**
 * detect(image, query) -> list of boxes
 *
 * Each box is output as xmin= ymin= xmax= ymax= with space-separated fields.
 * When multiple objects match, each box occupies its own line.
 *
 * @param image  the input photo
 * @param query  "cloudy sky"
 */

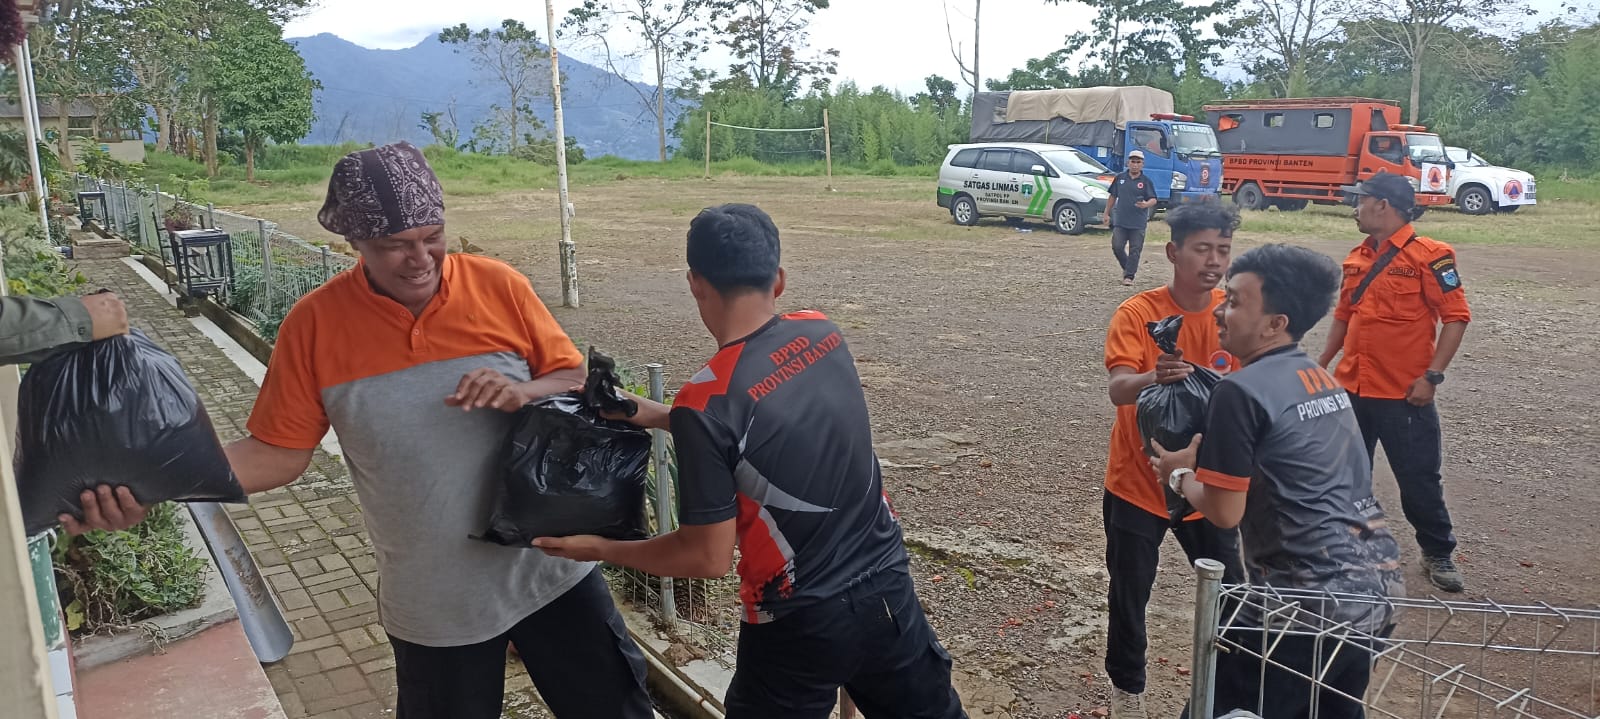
xmin=283 ymin=0 xmax=1578 ymax=95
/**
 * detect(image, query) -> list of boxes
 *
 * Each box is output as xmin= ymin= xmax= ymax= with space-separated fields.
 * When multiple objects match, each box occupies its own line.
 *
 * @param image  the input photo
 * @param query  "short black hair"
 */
xmin=1226 ymin=244 xmax=1340 ymax=341
xmin=686 ymin=204 xmax=781 ymax=293
xmin=1165 ymin=203 xmax=1240 ymax=247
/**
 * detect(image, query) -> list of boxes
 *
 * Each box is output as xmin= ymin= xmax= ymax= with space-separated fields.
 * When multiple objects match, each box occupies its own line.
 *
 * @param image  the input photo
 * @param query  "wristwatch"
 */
xmin=1424 ymin=370 xmax=1445 ymax=386
xmin=1168 ymin=467 xmax=1194 ymax=495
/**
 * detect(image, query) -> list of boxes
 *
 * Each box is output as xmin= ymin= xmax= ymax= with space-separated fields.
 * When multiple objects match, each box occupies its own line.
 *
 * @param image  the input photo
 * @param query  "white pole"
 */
xmin=22 ymin=38 xmax=43 ymax=141
xmin=545 ymin=0 xmax=578 ymax=309
xmin=14 ymin=45 xmax=48 ymax=235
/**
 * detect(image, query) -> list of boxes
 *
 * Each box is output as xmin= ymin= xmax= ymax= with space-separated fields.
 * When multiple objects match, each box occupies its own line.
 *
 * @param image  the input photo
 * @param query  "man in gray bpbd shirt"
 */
xmin=1106 ymin=150 xmax=1160 ymax=285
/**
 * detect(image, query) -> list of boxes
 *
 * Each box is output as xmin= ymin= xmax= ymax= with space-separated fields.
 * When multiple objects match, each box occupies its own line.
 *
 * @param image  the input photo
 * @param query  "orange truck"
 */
xmin=1202 ymin=98 xmax=1453 ymax=211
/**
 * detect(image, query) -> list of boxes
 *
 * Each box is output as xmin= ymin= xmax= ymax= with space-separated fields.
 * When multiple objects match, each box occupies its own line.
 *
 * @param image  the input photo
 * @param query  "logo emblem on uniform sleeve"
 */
xmin=1431 ymin=255 xmax=1462 ymax=293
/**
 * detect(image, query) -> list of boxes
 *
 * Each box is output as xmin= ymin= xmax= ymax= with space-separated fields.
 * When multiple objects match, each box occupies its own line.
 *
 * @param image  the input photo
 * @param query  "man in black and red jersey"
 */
xmin=535 ymin=204 xmax=967 ymax=719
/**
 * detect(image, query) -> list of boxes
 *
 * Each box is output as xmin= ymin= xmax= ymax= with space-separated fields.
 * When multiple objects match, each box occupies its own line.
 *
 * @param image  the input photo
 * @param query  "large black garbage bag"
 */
xmin=14 ymin=329 xmax=245 ymax=535
xmin=478 ymin=354 xmax=651 ymax=545
xmin=1135 ymin=315 xmax=1222 ymax=525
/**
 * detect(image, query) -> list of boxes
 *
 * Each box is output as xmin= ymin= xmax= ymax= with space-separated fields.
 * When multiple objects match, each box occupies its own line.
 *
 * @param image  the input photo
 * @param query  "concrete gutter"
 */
xmin=632 ymin=627 xmax=727 ymax=719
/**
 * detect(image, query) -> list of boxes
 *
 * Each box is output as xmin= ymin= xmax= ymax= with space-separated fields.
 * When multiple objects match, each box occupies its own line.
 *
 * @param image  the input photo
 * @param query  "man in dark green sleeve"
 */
xmin=0 ymin=291 xmax=129 ymax=364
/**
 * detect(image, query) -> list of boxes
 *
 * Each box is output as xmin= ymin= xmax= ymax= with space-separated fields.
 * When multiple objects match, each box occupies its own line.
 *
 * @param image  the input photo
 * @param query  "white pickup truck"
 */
xmin=1446 ymin=146 xmax=1536 ymax=215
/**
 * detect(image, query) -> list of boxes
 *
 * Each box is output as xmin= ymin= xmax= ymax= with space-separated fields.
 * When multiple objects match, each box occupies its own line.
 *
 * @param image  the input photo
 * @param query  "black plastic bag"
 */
xmin=581 ymin=347 xmax=638 ymax=419
xmin=1135 ymin=315 xmax=1222 ymax=525
xmin=14 ymin=329 xmax=245 ymax=535
xmin=477 ymin=353 xmax=650 ymax=545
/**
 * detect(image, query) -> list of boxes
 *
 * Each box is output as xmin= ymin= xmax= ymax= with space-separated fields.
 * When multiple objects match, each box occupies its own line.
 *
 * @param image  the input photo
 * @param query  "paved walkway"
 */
xmin=81 ymin=258 xmax=552 ymax=719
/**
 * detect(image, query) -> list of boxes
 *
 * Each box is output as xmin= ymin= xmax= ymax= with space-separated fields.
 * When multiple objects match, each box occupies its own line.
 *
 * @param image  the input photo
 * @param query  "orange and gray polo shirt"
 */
xmin=1334 ymin=225 xmax=1472 ymax=400
xmin=247 ymin=253 xmax=589 ymax=647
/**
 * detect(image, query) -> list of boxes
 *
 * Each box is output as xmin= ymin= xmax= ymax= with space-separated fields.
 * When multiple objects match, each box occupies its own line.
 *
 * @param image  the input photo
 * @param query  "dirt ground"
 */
xmin=245 ymin=175 xmax=1600 ymax=718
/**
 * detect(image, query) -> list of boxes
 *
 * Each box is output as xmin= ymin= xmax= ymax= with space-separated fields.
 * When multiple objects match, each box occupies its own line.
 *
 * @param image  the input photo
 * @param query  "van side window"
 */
xmin=1314 ymin=113 xmax=1335 ymax=129
xmin=1012 ymin=151 xmax=1050 ymax=175
xmin=1130 ymin=128 xmax=1167 ymax=158
xmin=951 ymin=148 xmax=982 ymax=168
xmin=980 ymin=150 xmax=1014 ymax=172
xmin=1265 ymin=113 xmax=1285 ymax=128
xmin=1369 ymin=136 xmax=1404 ymax=164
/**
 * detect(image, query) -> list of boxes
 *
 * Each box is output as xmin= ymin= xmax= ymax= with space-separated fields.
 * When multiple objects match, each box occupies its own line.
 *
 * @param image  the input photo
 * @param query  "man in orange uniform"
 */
xmin=1101 ymin=203 xmax=1245 ymax=719
xmin=1318 ymin=171 xmax=1471 ymax=593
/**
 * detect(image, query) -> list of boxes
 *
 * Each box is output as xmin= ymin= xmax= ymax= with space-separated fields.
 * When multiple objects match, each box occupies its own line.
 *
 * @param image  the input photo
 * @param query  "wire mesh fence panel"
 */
xmin=1189 ymin=563 xmax=1600 ymax=719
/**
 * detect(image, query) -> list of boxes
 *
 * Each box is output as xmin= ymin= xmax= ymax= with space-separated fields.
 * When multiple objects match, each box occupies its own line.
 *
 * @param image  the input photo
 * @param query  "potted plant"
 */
xmin=163 ymin=203 xmax=194 ymax=233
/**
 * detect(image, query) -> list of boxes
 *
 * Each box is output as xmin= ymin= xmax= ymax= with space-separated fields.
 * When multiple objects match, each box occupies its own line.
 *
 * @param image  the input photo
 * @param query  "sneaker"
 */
xmin=1122 ymin=277 xmax=1135 ymax=286
xmin=1110 ymin=687 xmax=1148 ymax=719
xmin=1424 ymin=555 xmax=1465 ymax=593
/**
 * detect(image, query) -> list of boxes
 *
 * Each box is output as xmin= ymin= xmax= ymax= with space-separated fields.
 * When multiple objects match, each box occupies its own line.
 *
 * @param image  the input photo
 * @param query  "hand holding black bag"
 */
xmin=477 ymin=349 xmax=651 ymax=546
xmin=14 ymin=329 xmax=245 ymax=535
xmin=1134 ymin=315 xmax=1222 ymax=526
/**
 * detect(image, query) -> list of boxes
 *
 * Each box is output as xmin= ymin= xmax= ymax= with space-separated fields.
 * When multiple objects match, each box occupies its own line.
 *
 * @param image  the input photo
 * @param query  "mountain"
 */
xmin=287 ymin=33 xmax=684 ymax=160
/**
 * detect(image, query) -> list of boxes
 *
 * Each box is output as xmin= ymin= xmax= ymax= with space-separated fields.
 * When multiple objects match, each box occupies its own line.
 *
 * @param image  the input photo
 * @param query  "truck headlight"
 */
xmin=1171 ymin=173 xmax=1187 ymax=191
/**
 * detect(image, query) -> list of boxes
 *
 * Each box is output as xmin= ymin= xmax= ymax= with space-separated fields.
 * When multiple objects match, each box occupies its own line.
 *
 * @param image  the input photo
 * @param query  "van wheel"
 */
xmin=951 ymin=195 xmax=980 ymax=226
xmin=1053 ymin=202 xmax=1085 ymax=235
xmin=1457 ymin=186 xmax=1493 ymax=215
xmin=1274 ymin=199 xmax=1308 ymax=212
xmin=1234 ymin=183 xmax=1269 ymax=210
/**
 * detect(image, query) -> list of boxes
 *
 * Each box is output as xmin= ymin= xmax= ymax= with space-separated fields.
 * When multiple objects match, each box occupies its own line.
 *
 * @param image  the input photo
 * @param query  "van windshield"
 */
xmin=1172 ymin=123 xmax=1220 ymax=156
xmin=1407 ymin=134 xmax=1448 ymax=163
xmin=1041 ymin=149 xmax=1110 ymax=175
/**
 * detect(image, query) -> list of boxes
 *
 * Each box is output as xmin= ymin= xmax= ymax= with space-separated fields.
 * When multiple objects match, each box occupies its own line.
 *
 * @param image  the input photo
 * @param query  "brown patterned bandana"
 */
xmin=317 ymin=141 xmax=445 ymax=241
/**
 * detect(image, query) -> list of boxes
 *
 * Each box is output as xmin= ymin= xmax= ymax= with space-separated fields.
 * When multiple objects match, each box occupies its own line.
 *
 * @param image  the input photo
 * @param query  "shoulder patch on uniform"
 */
xmin=1430 ymin=254 xmax=1462 ymax=293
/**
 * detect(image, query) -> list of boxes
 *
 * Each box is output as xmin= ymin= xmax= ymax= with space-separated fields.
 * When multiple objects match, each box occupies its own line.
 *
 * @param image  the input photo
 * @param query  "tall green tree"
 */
xmin=1235 ymin=0 xmax=1343 ymax=96
xmin=440 ymin=19 xmax=548 ymax=153
xmin=1041 ymin=0 xmax=1240 ymax=87
xmin=562 ymin=0 xmax=722 ymax=161
xmin=213 ymin=7 xmax=316 ymax=181
xmin=711 ymin=0 xmax=838 ymax=100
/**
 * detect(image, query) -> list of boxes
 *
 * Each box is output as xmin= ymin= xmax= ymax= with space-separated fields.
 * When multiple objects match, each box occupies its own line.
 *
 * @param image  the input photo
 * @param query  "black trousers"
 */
xmin=1112 ymin=227 xmax=1147 ymax=279
xmin=1351 ymin=396 xmax=1457 ymax=558
xmin=1186 ymin=628 xmax=1383 ymax=719
xmin=724 ymin=567 xmax=968 ymax=719
xmin=1104 ymin=490 xmax=1245 ymax=694
xmin=388 ymin=568 xmax=652 ymax=719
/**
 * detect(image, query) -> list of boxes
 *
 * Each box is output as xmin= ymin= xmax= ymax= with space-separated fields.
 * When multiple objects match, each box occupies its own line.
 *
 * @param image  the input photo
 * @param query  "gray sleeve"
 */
xmin=0 ymin=295 xmax=95 ymax=365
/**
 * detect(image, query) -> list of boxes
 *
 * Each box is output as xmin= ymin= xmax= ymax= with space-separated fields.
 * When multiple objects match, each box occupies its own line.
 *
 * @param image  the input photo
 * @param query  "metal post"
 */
xmin=647 ymin=363 xmax=675 ymax=624
xmin=13 ymin=44 xmax=48 ymax=236
xmin=1190 ymin=558 xmax=1228 ymax=719
xmin=320 ymin=246 xmax=331 ymax=283
xmin=206 ymin=202 xmax=216 ymax=230
xmin=545 ymin=0 xmax=578 ymax=308
xmin=257 ymin=220 xmax=274 ymax=319
xmin=704 ymin=111 xmax=711 ymax=180
xmin=823 ymin=108 xmax=833 ymax=192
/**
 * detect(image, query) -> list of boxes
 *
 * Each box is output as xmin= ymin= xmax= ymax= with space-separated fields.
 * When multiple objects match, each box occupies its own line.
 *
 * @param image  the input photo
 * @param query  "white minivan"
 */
xmin=936 ymin=142 xmax=1112 ymax=234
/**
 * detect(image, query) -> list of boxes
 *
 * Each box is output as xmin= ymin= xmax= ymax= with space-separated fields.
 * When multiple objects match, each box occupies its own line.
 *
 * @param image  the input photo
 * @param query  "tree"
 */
xmin=419 ymin=101 xmax=465 ymax=150
xmin=1041 ymin=0 xmax=1239 ymax=87
xmin=1235 ymin=0 xmax=1344 ymax=96
xmin=1341 ymin=0 xmax=1533 ymax=123
xmin=213 ymin=8 xmax=316 ymax=181
xmin=562 ymin=0 xmax=722 ymax=161
xmin=440 ymin=19 xmax=548 ymax=153
xmin=712 ymin=0 xmax=838 ymax=100
xmin=943 ymin=0 xmax=981 ymax=94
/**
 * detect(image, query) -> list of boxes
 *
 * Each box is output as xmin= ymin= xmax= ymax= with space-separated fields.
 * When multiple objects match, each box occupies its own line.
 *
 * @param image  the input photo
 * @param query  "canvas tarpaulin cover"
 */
xmin=970 ymin=86 xmax=1175 ymax=147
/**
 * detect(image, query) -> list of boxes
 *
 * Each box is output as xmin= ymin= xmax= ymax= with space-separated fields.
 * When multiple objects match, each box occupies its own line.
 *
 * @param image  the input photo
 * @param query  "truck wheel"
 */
xmin=1234 ymin=183 xmax=1269 ymax=211
xmin=1274 ymin=199 xmax=1308 ymax=212
xmin=1457 ymin=186 xmax=1493 ymax=215
xmin=951 ymin=195 xmax=980 ymax=226
xmin=1053 ymin=201 xmax=1086 ymax=235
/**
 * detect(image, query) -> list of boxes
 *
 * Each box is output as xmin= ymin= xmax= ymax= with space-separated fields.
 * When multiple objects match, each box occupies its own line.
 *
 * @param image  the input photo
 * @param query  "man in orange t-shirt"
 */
xmin=1100 ymin=203 xmax=1245 ymax=719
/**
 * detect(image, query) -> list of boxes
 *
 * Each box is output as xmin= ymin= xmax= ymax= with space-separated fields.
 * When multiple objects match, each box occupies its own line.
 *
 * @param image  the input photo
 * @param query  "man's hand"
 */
xmin=60 ymin=486 xmax=149 ymax=535
xmin=83 ymin=292 xmax=129 ymax=341
xmin=446 ymin=368 xmax=532 ymax=412
xmin=532 ymin=535 xmax=611 ymax=562
xmin=1137 ymin=199 xmax=1158 ymax=209
xmin=1148 ymin=434 xmax=1203 ymax=484
xmin=1155 ymin=351 xmax=1193 ymax=385
xmin=1406 ymin=376 xmax=1436 ymax=407
xmin=567 ymin=385 xmax=672 ymax=430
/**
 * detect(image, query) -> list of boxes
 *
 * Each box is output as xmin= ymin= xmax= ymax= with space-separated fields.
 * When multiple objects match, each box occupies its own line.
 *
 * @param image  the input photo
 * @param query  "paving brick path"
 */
xmin=79 ymin=258 xmax=553 ymax=719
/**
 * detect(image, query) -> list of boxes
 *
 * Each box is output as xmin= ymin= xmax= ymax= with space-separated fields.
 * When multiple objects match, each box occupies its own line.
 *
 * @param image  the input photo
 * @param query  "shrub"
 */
xmin=53 ymin=503 xmax=207 ymax=632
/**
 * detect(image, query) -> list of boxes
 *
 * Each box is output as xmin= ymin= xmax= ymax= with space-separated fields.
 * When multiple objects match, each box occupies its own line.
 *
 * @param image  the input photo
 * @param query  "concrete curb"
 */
xmin=71 ymin=505 xmax=238 ymax=670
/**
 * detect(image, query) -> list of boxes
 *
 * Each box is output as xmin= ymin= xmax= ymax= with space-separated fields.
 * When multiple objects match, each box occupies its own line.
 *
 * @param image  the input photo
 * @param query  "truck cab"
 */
xmin=1078 ymin=116 xmax=1224 ymax=208
xmin=1359 ymin=128 xmax=1453 ymax=196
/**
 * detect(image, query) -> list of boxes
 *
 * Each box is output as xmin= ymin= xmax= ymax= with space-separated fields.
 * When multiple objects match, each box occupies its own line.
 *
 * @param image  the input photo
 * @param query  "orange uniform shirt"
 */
xmin=1333 ymin=226 xmax=1472 ymax=401
xmin=1104 ymin=287 xmax=1238 ymax=519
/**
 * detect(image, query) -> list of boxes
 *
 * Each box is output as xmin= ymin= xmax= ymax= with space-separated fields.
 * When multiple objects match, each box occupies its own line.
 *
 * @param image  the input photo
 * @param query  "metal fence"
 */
xmin=72 ymin=174 xmax=743 ymax=667
xmin=1189 ymin=559 xmax=1600 ymax=719
xmin=73 ymin=175 xmax=355 ymax=335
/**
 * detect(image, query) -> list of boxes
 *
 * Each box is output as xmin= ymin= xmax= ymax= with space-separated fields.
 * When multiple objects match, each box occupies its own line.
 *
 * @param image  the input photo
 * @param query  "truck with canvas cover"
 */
xmin=970 ymin=86 xmax=1223 ymax=209
xmin=1202 ymin=98 xmax=1454 ymax=211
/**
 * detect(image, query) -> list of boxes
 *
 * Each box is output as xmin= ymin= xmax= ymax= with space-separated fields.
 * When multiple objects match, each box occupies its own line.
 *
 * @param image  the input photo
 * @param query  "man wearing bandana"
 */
xmin=74 ymin=142 xmax=652 ymax=718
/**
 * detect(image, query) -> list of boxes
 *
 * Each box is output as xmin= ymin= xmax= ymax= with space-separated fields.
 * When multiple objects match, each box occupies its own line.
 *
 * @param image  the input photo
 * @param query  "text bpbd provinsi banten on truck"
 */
xmin=969 ymin=86 xmax=1224 ymax=210
xmin=1201 ymin=97 xmax=1454 ymax=211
